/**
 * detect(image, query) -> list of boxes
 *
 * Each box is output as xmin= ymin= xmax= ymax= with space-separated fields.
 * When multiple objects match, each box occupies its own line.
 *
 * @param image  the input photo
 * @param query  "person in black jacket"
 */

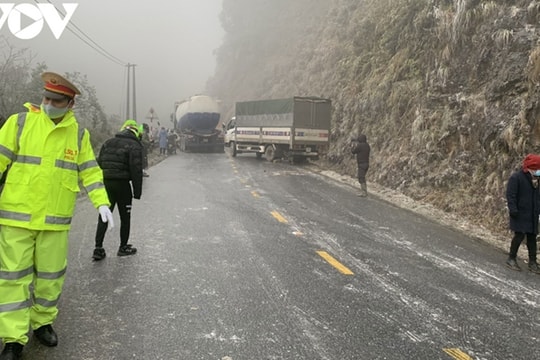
xmin=505 ymin=153 xmax=540 ymax=273
xmin=351 ymin=134 xmax=371 ymax=197
xmin=92 ymin=120 xmax=144 ymax=260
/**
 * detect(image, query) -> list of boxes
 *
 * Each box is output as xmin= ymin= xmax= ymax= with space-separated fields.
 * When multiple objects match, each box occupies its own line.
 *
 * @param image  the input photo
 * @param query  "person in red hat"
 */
xmin=505 ymin=153 xmax=540 ymax=273
xmin=0 ymin=71 xmax=114 ymax=360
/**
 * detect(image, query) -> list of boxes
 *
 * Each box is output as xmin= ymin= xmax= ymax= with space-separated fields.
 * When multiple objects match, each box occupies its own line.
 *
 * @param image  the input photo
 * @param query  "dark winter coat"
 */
xmin=506 ymin=169 xmax=540 ymax=234
xmin=97 ymin=129 xmax=144 ymax=199
xmin=351 ymin=134 xmax=371 ymax=182
xmin=351 ymin=134 xmax=371 ymax=164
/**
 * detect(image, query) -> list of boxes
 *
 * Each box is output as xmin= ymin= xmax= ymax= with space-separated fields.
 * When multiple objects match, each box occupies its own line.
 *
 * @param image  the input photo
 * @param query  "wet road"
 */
xmin=21 ymin=152 xmax=540 ymax=359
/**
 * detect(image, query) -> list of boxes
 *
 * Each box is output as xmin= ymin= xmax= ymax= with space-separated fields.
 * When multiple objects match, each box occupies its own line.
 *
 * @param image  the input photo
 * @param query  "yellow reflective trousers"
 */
xmin=0 ymin=226 xmax=68 ymax=345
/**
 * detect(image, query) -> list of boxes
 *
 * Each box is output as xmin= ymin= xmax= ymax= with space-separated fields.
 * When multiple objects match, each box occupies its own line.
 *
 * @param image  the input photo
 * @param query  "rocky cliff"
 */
xmin=206 ymin=0 xmax=540 ymax=239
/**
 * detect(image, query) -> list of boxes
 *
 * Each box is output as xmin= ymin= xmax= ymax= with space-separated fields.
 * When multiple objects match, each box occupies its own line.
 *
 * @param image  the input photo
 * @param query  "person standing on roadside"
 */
xmin=140 ymin=123 xmax=151 ymax=177
xmin=351 ymin=134 xmax=371 ymax=197
xmin=505 ymin=153 xmax=540 ymax=274
xmin=159 ymin=126 xmax=168 ymax=155
xmin=0 ymin=72 xmax=113 ymax=360
xmin=92 ymin=120 xmax=144 ymax=261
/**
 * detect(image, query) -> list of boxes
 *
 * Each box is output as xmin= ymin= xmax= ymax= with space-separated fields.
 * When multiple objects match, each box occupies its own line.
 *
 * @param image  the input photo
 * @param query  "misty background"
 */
xmin=4 ymin=0 xmax=224 ymax=125
xmin=3 ymin=0 xmax=540 ymax=247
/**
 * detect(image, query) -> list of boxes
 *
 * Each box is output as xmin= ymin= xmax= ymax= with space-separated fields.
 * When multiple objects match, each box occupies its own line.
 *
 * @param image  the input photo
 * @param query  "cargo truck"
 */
xmin=223 ymin=96 xmax=331 ymax=163
xmin=174 ymin=95 xmax=224 ymax=153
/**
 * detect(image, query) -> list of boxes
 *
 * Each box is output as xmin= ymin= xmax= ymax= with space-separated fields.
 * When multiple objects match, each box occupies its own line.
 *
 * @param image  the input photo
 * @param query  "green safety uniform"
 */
xmin=0 ymin=103 xmax=110 ymax=345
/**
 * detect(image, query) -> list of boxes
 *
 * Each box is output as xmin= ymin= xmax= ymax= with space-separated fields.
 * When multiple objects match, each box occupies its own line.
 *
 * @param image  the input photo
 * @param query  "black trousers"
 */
xmin=95 ymin=179 xmax=133 ymax=248
xmin=509 ymin=232 xmax=537 ymax=261
xmin=357 ymin=163 xmax=369 ymax=184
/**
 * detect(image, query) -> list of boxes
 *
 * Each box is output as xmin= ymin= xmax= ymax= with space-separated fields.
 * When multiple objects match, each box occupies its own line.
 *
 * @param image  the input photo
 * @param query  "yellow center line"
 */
xmin=316 ymin=251 xmax=354 ymax=275
xmin=443 ymin=348 xmax=472 ymax=360
xmin=271 ymin=211 xmax=288 ymax=223
xmin=251 ymin=191 xmax=260 ymax=198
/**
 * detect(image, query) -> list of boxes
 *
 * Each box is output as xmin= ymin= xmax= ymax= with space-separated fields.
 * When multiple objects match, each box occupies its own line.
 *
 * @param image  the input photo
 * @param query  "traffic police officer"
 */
xmin=0 ymin=72 xmax=114 ymax=360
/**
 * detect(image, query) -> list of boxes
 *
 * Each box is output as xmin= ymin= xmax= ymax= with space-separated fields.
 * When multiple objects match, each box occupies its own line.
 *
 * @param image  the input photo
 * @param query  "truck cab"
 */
xmin=223 ymin=116 xmax=236 ymax=140
xmin=223 ymin=116 xmax=236 ymax=145
xmin=224 ymin=116 xmax=254 ymax=157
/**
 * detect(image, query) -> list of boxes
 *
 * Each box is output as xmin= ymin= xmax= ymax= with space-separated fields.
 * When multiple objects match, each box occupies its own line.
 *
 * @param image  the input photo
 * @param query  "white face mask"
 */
xmin=42 ymin=103 xmax=69 ymax=119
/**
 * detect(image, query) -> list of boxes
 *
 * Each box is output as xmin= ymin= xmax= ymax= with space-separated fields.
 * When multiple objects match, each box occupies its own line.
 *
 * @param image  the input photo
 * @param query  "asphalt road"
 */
xmin=18 ymin=152 xmax=540 ymax=360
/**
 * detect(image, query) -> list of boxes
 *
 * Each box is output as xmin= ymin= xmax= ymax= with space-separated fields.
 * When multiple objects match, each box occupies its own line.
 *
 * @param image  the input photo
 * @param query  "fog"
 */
xmin=5 ymin=0 xmax=224 ymax=125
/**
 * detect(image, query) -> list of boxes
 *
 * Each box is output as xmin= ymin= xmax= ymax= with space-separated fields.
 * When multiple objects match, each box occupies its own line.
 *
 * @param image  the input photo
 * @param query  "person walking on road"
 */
xmin=351 ymin=134 xmax=371 ymax=197
xmin=158 ymin=127 xmax=168 ymax=155
xmin=92 ymin=120 xmax=144 ymax=261
xmin=167 ymin=129 xmax=178 ymax=155
xmin=0 ymin=72 xmax=113 ymax=360
xmin=505 ymin=153 xmax=540 ymax=274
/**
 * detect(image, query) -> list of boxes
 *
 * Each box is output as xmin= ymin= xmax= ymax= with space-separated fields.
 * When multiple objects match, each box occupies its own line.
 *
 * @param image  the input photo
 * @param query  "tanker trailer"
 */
xmin=174 ymin=95 xmax=224 ymax=153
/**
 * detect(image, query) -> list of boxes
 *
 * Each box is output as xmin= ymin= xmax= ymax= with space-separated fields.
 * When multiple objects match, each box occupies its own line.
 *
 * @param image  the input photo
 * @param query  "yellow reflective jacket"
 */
xmin=0 ymin=103 xmax=110 ymax=230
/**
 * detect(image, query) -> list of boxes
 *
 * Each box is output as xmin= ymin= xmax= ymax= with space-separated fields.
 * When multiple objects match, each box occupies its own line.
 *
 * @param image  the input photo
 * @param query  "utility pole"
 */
xmin=126 ymin=63 xmax=131 ymax=119
xmin=125 ymin=63 xmax=137 ymax=120
xmin=132 ymin=64 xmax=137 ymax=120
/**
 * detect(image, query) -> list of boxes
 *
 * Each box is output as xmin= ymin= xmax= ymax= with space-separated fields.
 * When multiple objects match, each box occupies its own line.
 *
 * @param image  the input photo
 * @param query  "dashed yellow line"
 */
xmin=316 ymin=251 xmax=354 ymax=275
xmin=443 ymin=348 xmax=472 ymax=360
xmin=251 ymin=191 xmax=260 ymax=198
xmin=271 ymin=211 xmax=288 ymax=223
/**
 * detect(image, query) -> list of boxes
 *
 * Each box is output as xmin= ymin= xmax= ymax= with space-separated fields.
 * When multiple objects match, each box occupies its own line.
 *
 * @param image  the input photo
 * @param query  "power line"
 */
xmin=33 ymin=1 xmax=139 ymax=119
xmin=33 ymin=0 xmax=128 ymax=66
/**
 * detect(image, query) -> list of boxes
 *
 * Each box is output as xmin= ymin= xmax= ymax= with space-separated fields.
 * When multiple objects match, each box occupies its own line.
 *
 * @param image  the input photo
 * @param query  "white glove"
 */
xmin=98 ymin=205 xmax=114 ymax=229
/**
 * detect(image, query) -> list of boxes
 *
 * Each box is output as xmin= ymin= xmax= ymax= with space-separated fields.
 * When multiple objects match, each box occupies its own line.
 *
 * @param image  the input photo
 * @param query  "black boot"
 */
xmin=529 ymin=260 xmax=540 ymax=274
xmin=117 ymin=244 xmax=137 ymax=257
xmin=0 ymin=343 xmax=23 ymax=360
xmin=92 ymin=247 xmax=106 ymax=261
xmin=505 ymin=257 xmax=522 ymax=271
xmin=33 ymin=324 xmax=58 ymax=347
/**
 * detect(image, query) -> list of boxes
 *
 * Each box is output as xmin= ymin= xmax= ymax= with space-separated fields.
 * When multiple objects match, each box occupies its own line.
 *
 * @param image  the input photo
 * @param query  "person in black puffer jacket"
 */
xmin=92 ymin=120 xmax=144 ymax=260
xmin=351 ymin=134 xmax=371 ymax=197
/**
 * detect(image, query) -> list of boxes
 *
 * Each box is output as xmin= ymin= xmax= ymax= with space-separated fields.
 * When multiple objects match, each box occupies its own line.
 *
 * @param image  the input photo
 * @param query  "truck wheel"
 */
xmin=274 ymin=147 xmax=284 ymax=159
xmin=265 ymin=145 xmax=275 ymax=162
xmin=231 ymin=142 xmax=237 ymax=157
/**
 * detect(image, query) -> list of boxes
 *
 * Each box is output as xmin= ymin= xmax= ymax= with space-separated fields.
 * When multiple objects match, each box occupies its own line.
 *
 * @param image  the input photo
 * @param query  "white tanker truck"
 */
xmin=174 ymin=95 xmax=224 ymax=153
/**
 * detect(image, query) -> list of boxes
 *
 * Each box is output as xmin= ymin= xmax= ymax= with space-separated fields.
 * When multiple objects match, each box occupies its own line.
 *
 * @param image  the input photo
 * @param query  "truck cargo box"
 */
xmin=235 ymin=96 xmax=331 ymax=130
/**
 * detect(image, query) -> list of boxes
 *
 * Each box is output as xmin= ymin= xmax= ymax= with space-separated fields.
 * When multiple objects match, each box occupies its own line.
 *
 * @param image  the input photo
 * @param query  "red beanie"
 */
xmin=522 ymin=154 xmax=540 ymax=171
